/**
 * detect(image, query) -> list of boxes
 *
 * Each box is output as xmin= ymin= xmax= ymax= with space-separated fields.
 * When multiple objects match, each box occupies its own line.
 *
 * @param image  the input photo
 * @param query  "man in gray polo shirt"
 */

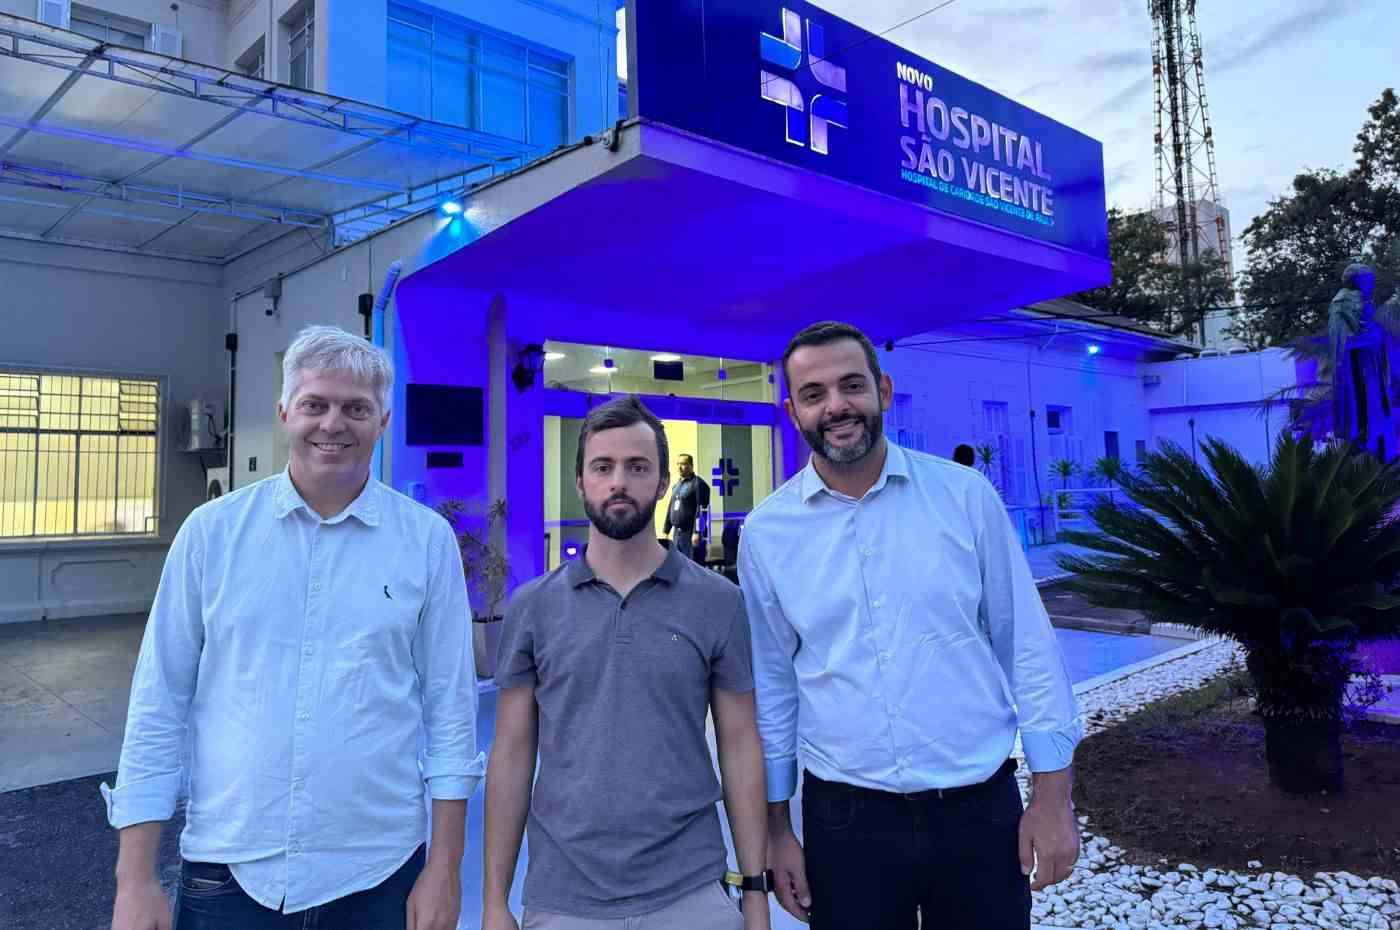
xmin=482 ymin=396 xmax=772 ymax=930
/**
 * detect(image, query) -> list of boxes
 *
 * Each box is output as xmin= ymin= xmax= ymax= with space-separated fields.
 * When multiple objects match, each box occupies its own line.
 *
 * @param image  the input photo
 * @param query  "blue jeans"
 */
xmin=671 ymin=527 xmax=694 ymax=559
xmin=173 ymin=846 xmax=425 ymax=930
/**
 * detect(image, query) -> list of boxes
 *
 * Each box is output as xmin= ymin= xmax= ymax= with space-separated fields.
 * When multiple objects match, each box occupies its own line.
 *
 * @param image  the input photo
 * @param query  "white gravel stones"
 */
xmin=1022 ymin=641 xmax=1400 ymax=930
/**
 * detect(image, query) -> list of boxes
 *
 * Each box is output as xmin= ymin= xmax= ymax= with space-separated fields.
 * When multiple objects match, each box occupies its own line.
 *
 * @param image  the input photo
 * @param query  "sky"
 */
xmin=782 ymin=0 xmax=1393 ymax=271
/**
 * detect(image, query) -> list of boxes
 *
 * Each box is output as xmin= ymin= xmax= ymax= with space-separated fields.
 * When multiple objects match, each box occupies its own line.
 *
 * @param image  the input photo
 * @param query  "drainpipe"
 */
xmin=226 ymin=297 xmax=238 ymax=492
xmin=1188 ymin=417 xmax=1198 ymax=464
xmin=370 ymin=260 xmax=403 ymax=482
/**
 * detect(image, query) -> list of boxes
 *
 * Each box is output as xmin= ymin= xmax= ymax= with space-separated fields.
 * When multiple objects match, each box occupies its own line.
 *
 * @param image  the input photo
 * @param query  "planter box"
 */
xmin=473 ymin=616 xmax=504 ymax=680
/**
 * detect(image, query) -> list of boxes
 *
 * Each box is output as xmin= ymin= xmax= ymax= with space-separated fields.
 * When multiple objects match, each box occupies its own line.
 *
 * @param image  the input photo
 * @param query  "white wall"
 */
xmin=880 ymin=336 xmax=1154 ymax=507
xmin=0 ymin=238 xmax=226 ymax=622
xmin=1143 ymin=349 xmax=1298 ymax=465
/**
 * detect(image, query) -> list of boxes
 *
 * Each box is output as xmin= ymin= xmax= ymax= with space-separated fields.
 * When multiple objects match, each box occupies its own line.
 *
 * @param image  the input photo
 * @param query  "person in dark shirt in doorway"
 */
xmin=663 ymin=453 xmax=711 ymax=561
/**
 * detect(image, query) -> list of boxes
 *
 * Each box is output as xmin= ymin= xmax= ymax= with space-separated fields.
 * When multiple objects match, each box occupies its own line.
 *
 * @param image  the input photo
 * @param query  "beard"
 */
xmin=801 ymin=408 xmax=884 ymax=465
xmin=583 ymin=490 xmax=661 ymax=541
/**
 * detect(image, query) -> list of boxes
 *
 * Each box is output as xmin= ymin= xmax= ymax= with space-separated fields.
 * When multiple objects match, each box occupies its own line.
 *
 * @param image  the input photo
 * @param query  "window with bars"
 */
xmin=287 ymin=6 xmax=314 ymax=89
xmin=70 ymin=5 xmax=147 ymax=49
xmin=0 ymin=371 xmax=161 ymax=540
xmin=387 ymin=3 xmax=570 ymax=150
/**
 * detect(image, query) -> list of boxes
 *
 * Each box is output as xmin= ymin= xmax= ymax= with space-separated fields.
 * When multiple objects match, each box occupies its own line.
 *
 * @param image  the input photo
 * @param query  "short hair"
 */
xmin=575 ymin=395 xmax=670 ymax=480
xmin=280 ymin=325 xmax=394 ymax=412
xmin=952 ymin=444 xmax=976 ymax=467
xmin=781 ymin=321 xmax=883 ymax=393
xmin=678 ymin=453 xmax=694 ymax=464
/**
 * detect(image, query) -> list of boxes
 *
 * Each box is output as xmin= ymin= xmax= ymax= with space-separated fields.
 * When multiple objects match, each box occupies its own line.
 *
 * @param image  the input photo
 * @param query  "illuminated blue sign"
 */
xmin=629 ymin=0 xmax=1108 ymax=258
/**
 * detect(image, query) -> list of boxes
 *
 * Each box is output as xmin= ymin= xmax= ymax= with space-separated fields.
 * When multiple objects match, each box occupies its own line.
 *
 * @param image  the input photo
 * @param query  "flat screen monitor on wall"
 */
xmin=406 ymin=384 xmax=484 ymax=446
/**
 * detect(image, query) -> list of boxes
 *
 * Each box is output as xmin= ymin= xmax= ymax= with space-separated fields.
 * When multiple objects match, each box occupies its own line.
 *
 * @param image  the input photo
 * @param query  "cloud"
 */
xmin=1080 ymin=48 xmax=1150 ymax=73
xmin=1079 ymin=75 xmax=1154 ymax=124
xmin=1213 ymin=0 xmax=1368 ymax=73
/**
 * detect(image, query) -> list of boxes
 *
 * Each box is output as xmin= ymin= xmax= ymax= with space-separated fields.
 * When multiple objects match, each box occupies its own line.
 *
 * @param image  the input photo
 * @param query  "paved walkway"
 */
xmin=1026 ymin=540 xmax=1095 ymax=585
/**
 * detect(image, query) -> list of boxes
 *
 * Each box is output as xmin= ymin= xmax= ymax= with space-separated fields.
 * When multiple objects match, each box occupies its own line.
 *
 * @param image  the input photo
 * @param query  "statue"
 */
xmin=1328 ymin=264 xmax=1398 ymax=458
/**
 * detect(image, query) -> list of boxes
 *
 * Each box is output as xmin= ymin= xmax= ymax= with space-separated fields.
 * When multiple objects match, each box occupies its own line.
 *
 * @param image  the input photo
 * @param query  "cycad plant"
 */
xmin=1089 ymin=456 xmax=1125 ymax=502
xmin=1050 ymin=458 xmax=1079 ymax=489
xmin=1057 ymin=436 xmax=1400 ymax=794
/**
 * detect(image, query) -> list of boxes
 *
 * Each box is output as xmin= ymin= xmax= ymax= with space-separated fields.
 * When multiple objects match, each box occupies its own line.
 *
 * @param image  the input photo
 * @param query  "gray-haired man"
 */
xmin=104 ymin=325 xmax=483 ymax=930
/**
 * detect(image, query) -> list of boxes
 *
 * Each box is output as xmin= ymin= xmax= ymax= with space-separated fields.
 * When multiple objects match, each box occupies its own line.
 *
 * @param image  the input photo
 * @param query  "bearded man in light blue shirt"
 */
xmin=103 ymin=325 xmax=484 ymax=930
xmin=739 ymin=321 xmax=1083 ymax=930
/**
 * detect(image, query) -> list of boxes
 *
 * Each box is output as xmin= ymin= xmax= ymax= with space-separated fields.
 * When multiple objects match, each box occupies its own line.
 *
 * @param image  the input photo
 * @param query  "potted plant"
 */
xmin=437 ymin=498 xmax=511 ymax=680
xmin=1057 ymin=436 xmax=1400 ymax=794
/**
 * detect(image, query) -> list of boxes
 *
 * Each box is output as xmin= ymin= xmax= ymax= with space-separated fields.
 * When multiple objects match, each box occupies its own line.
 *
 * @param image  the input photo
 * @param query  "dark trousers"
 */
xmin=173 ymin=846 xmax=425 ymax=930
xmin=802 ymin=760 xmax=1030 ymax=930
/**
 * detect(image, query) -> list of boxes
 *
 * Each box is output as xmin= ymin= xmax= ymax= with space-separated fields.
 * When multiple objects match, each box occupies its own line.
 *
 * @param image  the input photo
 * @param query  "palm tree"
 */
xmin=1089 ymin=456 xmax=1125 ymax=502
xmin=1057 ymin=436 xmax=1400 ymax=794
xmin=1049 ymin=458 xmax=1079 ymax=490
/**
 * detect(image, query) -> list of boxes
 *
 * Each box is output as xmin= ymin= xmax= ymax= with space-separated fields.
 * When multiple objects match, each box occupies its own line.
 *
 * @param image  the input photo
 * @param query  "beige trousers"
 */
xmin=521 ymin=881 xmax=745 ymax=930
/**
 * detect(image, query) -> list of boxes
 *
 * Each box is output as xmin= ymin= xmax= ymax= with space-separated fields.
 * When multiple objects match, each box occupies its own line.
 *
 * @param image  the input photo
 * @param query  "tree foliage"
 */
xmin=1229 ymin=89 xmax=1400 ymax=348
xmin=1074 ymin=208 xmax=1233 ymax=338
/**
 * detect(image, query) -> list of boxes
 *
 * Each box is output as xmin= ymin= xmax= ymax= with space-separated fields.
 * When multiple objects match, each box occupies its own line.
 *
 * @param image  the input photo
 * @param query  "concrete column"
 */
xmin=486 ymin=297 xmax=546 ymax=593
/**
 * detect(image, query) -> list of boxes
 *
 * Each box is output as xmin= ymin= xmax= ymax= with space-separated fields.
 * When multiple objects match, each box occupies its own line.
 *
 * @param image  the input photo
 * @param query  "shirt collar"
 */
xmin=274 ymin=469 xmax=381 ymax=526
xmin=800 ymin=440 xmax=910 ymax=503
xmin=566 ymin=542 xmax=684 ymax=588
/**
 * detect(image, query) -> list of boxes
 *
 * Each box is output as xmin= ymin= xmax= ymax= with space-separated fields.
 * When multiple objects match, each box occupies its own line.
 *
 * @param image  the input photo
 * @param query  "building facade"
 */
xmin=0 ymin=0 xmax=1298 ymax=628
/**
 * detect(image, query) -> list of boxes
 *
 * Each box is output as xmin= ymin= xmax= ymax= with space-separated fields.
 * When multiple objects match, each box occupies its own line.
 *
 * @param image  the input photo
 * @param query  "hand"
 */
xmin=111 ymin=877 xmax=171 ymax=930
xmin=692 ymin=533 xmax=702 ymax=549
xmin=1018 ymin=797 xmax=1080 ymax=890
xmin=741 ymin=891 xmax=773 ymax=930
xmin=406 ymin=860 xmax=461 ymax=930
xmin=481 ymin=904 xmax=521 ymax=930
xmin=768 ymin=826 xmax=811 ymax=923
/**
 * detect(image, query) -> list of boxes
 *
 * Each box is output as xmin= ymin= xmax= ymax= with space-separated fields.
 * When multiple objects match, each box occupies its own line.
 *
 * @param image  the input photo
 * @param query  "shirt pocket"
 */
xmin=328 ymin=570 xmax=427 ymax=707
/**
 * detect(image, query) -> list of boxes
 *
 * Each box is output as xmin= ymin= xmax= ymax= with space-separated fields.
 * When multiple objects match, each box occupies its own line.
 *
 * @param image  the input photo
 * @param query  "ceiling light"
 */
xmin=544 ymin=352 xmax=566 ymax=361
xmin=649 ymin=353 xmax=682 ymax=362
xmin=440 ymin=200 xmax=462 ymax=215
xmin=589 ymin=365 xmax=614 ymax=375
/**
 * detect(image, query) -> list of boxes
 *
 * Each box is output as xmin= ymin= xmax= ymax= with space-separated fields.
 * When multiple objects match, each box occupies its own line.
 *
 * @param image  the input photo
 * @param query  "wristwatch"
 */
xmin=723 ymin=869 xmax=776 ymax=894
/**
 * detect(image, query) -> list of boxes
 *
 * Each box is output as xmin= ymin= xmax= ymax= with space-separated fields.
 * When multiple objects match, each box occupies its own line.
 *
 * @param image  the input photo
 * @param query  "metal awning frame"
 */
xmin=0 ymin=14 xmax=543 ymax=261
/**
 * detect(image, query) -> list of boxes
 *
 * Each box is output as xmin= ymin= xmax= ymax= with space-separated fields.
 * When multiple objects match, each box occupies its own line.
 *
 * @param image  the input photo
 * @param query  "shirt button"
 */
xmin=293 ymin=778 xmax=305 ymax=790
xmin=298 ymin=711 xmax=310 ymax=721
xmin=872 ymin=599 xmax=883 ymax=609
xmin=863 ymin=547 xmax=874 ymax=558
xmin=310 ymin=582 xmax=321 ymax=592
xmin=303 ymin=645 xmax=314 ymax=656
xmin=879 ymin=651 xmax=890 ymax=663
xmin=289 ymin=845 xmax=300 ymax=855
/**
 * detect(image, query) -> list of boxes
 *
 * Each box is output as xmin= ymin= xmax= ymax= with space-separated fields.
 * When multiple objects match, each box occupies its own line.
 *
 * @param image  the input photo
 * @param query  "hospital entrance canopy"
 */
xmin=399 ymin=0 xmax=1113 ymax=361
xmin=0 ymin=13 xmax=540 ymax=261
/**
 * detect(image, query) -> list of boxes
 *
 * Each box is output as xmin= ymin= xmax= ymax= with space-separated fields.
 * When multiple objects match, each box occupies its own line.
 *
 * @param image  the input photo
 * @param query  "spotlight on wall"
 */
xmin=511 ymin=343 xmax=546 ymax=392
xmin=1087 ymin=344 xmax=1102 ymax=355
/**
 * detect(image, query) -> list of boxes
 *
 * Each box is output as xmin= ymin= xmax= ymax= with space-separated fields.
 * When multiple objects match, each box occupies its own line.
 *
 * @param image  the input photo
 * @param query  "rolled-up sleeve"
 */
xmin=974 ymin=477 xmax=1083 ymax=773
xmin=101 ymin=515 xmax=206 ymax=829
xmin=414 ymin=520 xmax=486 ymax=801
xmin=737 ymin=532 xmax=801 ymax=802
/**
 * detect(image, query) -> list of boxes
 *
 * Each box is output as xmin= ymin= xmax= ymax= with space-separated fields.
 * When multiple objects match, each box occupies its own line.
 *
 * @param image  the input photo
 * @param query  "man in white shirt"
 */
xmin=739 ymin=321 xmax=1083 ymax=930
xmin=104 ymin=325 xmax=484 ymax=930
